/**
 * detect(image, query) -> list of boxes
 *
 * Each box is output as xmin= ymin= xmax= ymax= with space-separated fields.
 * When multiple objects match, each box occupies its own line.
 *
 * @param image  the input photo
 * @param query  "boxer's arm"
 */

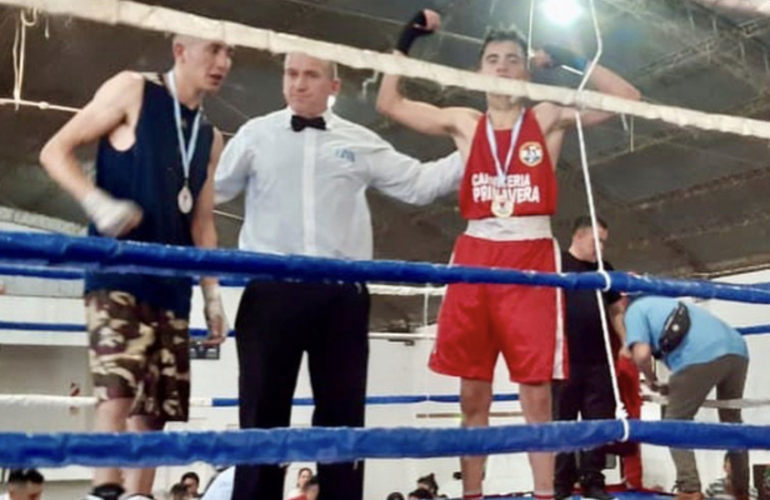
xmin=192 ymin=129 xmax=223 ymax=255
xmin=561 ymin=63 xmax=641 ymax=128
xmin=376 ymin=10 xmax=478 ymax=138
xmin=193 ymin=129 xmax=228 ymax=346
xmin=40 ymin=71 xmax=145 ymax=236
xmin=40 ymin=71 xmax=143 ymax=202
xmin=377 ymin=56 xmax=477 ymax=138
xmin=531 ymin=46 xmax=641 ymax=130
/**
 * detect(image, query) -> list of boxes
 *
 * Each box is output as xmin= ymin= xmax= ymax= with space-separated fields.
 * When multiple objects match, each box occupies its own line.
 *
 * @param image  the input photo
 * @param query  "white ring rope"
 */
xmin=573 ymin=0 xmax=625 ymax=421
xmin=2 ymin=0 xmax=770 ymax=139
xmin=596 ymin=269 xmax=613 ymax=293
xmin=642 ymin=393 xmax=770 ymax=410
xmin=0 ymin=97 xmax=80 ymax=113
xmin=527 ymin=0 xmax=536 ymax=71
xmin=0 ymin=395 xmax=224 ymax=408
xmin=368 ymin=284 xmax=446 ymax=297
xmin=11 ymin=9 xmax=35 ymax=109
xmin=619 ymin=417 xmax=630 ymax=443
xmin=1 ymin=393 xmax=768 ymax=410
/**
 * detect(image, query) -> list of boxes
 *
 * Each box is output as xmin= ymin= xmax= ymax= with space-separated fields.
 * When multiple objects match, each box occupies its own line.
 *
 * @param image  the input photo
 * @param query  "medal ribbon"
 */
xmin=485 ymin=111 xmax=525 ymax=191
xmin=167 ymin=70 xmax=202 ymax=188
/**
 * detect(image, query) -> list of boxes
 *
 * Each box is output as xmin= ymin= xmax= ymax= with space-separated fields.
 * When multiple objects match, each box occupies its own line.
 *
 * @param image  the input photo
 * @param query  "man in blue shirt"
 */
xmin=624 ymin=296 xmax=749 ymax=500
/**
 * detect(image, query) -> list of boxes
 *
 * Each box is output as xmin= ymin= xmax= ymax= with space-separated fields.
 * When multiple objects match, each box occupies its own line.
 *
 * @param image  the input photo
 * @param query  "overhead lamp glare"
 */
xmin=541 ymin=0 xmax=583 ymax=26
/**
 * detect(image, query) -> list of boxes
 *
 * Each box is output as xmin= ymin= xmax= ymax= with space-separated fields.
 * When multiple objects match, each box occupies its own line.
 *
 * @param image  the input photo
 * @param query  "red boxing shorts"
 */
xmin=430 ymin=234 xmax=567 ymax=384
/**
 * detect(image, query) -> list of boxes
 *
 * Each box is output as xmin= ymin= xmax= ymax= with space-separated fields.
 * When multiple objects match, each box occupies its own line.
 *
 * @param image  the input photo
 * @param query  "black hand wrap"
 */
xmin=397 ymin=11 xmax=432 ymax=55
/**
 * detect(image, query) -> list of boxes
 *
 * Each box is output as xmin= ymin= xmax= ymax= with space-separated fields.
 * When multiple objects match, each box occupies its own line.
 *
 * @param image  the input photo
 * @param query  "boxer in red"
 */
xmin=377 ymin=10 xmax=640 ymax=499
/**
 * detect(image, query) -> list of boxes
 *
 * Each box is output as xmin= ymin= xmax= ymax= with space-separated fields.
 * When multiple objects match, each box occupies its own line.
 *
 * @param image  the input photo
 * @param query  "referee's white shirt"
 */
xmin=215 ymin=107 xmax=463 ymax=260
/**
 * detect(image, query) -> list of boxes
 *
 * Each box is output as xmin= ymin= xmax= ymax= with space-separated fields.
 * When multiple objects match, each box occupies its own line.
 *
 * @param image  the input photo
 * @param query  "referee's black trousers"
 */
xmin=552 ymin=362 xmax=616 ymax=491
xmin=230 ymin=281 xmax=370 ymax=500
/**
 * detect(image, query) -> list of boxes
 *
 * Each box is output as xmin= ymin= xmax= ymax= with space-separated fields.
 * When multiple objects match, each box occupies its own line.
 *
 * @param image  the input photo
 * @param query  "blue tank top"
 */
xmin=84 ymin=74 xmax=214 ymax=319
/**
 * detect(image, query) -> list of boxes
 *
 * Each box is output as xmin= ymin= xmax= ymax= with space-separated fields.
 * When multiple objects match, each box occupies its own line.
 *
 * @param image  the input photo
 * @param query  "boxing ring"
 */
xmin=1 ymin=0 xmax=770 ymax=498
xmin=0 ymin=234 xmax=768 ymax=460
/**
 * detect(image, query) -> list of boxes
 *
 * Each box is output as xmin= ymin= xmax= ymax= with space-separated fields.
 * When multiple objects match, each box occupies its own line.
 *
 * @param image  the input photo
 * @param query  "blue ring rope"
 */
xmin=1 ymin=232 xmax=770 ymax=303
xmin=3 ymin=261 xmax=770 ymax=295
xmin=0 ymin=420 xmax=767 ymax=468
xmin=0 ymin=234 xmax=767 ymax=469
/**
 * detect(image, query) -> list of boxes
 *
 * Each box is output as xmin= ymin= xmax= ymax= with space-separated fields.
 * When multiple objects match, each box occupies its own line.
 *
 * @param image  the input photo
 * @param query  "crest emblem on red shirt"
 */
xmin=519 ymin=141 xmax=543 ymax=167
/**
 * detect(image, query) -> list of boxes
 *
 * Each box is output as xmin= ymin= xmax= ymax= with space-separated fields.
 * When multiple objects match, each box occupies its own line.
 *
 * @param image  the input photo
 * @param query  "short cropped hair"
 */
xmin=479 ymin=28 xmax=528 ymax=62
xmin=181 ymin=472 xmax=199 ymax=484
xmin=572 ymin=215 xmax=608 ymax=235
xmin=408 ymin=489 xmax=433 ymax=500
xmin=8 ymin=469 xmax=44 ymax=485
xmin=417 ymin=473 xmax=439 ymax=492
xmin=284 ymin=53 xmax=338 ymax=80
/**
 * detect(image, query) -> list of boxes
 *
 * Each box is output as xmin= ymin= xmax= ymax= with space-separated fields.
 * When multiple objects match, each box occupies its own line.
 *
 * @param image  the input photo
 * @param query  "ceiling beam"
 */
xmin=584 ymin=91 xmax=770 ymax=169
xmin=619 ymin=162 xmax=770 ymax=213
xmin=602 ymin=0 xmax=770 ymax=91
xmin=624 ymin=210 xmax=770 ymax=247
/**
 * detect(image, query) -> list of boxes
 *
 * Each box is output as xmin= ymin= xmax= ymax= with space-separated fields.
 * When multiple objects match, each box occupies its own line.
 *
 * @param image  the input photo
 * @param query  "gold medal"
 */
xmin=491 ymin=190 xmax=513 ymax=218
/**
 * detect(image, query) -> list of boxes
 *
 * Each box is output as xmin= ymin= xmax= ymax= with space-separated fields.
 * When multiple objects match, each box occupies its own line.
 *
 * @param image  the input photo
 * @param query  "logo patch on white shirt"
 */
xmin=335 ymin=148 xmax=356 ymax=163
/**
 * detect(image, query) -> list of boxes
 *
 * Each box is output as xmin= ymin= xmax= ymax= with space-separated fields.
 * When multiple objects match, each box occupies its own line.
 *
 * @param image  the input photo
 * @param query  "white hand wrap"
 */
xmin=81 ymin=189 xmax=142 ymax=237
xmin=202 ymin=282 xmax=229 ymax=339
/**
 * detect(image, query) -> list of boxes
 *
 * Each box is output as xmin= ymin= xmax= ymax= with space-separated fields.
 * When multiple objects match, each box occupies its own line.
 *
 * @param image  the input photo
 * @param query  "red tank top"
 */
xmin=459 ymin=109 xmax=557 ymax=219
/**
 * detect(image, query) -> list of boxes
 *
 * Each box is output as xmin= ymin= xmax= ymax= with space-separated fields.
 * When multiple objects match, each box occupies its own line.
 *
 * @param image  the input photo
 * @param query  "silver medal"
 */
xmin=178 ymin=184 xmax=193 ymax=214
xmin=168 ymin=71 xmax=202 ymax=215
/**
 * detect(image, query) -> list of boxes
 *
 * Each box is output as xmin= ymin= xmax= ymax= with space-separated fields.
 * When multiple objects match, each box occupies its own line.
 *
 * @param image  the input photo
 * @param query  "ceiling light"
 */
xmin=541 ymin=0 xmax=583 ymax=26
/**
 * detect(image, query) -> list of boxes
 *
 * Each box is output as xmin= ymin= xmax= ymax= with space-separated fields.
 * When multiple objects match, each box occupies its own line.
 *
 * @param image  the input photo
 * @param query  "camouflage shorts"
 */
xmin=85 ymin=290 xmax=190 ymax=422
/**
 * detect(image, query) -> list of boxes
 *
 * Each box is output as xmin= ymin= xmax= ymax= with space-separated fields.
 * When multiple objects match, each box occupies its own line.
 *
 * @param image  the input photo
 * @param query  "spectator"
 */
xmin=408 ymin=489 xmax=433 ymax=500
xmin=291 ymin=476 xmax=319 ymax=500
xmin=286 ymin=468 xmax=314 ymax=499
xmin=416 ymin=473 xmax=439 ymax=497
xmin=705 ymin=453 xmax=758 ymax=499
xmin=3 ymin=469 xmax=44 ymax=500
xmin=169 ymin=483 xmax=190 ymax=500
xmin=181 ymin=472 xmax=201 ymax=499
xmin=199 ymin=467 xmax=234 ymax=500
xmin=387 ymin=494 xmax=405 ymax=500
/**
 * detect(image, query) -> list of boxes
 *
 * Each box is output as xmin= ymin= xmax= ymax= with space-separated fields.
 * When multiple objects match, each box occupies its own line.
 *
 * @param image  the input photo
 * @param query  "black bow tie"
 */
xmin=291 ymin=115 xmax=326 ymax=132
